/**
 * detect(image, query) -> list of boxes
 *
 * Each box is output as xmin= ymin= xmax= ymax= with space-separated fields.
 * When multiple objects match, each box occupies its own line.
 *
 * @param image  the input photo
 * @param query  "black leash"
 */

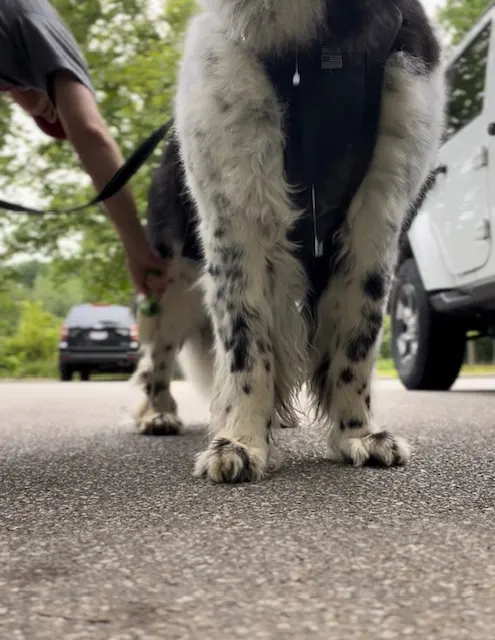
xmin=0 ymin=118 xmax=173 ymax=216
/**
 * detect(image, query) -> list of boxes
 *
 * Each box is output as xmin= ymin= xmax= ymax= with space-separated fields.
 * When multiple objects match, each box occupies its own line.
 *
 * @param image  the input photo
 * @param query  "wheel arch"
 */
xmin=400 ymin=214 xmax=456 ymax=293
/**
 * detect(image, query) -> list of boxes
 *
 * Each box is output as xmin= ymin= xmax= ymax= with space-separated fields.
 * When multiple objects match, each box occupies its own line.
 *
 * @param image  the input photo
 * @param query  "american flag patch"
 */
xmin=321 ymin=47 xmax=343 ymax=70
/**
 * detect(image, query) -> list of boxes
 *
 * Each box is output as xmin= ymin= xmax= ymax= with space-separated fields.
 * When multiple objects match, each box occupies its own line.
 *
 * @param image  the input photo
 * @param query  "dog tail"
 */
xmin=146 ymin=123 xmax=197 ymax=254
xmin=176 ymin=322 xmax=214 ymax=402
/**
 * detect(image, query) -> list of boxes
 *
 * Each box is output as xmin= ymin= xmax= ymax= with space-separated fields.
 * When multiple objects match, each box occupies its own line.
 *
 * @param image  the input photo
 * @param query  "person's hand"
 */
xmin=123 ymin=240 xmax=169 ymax=299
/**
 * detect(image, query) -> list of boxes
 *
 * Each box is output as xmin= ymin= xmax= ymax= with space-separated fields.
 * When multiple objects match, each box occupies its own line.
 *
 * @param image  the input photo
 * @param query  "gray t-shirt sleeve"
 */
xmin=1 ymin=7 xmax=93 ymax=103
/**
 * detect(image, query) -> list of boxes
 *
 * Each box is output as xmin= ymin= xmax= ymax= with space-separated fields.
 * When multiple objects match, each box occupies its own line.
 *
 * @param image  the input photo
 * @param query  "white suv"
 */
xmin=389 ymin=3 xmax=495 ymax=390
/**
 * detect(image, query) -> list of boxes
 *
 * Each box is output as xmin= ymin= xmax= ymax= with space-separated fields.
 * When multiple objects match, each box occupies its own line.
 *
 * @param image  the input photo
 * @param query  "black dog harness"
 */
xmin=261 ymin=8 xmax=403 ymax=261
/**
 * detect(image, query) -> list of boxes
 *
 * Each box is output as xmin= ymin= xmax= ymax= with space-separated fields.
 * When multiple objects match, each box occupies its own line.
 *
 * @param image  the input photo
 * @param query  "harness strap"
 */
xmin=262 ymin=7 xmax=403 ymax=258
xmin=0 ymin=119 xmax=173 ymax=216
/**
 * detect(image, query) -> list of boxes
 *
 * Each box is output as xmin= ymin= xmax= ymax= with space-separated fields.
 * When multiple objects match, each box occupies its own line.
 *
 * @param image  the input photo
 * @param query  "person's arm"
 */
xmin=8 ymin=87 xmax=57 ymax=123
xmin=51 ymin=70 xmax=167 ymax=297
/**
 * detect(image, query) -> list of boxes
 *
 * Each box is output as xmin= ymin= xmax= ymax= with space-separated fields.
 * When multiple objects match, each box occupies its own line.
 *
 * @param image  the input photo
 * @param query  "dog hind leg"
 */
xmin=132 ymin=258 xmax=207 ymax=435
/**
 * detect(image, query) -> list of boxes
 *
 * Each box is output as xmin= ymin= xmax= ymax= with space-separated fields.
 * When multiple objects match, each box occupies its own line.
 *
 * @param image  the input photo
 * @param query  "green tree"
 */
xmin=437 ymin=0 xmax=493 ymax=45
xmin=0 ymin=0 xmax=197 ymax=302
xmin=0 ymin=300 xmax=60 ymax=377
xmin=10 ymin=260 xmax=46 ymax=290
xmin=0 ymin=282 xmax=25 ymax=339
xmin=32 ymin=264 xmax=85 ymax=317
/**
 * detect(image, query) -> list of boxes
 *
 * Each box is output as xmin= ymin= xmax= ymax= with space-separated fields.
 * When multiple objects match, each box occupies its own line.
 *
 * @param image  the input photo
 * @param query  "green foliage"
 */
xmin=380 ymin=314 xmax=392 ymax=360
xmin=10 ymin=260 xmax=44 ymax=289
xmin=0 ymin=257 xmax=140 ymax=377
xmin=0 ymin=282 xmax=25 ymax=338
xmin=475 ymin=336 xmax=495 ymax=363
xmin=437 ymin=0 xmax=493 ymax=45
xmin=0 ymin=0 xmax=197 ymax=301
xmin=0 ymin=300 xmax=61 ymax=378
xmin=0 ymin=259 xmax=85 ymax=377
xmin=32 ymin=264 xmax=85 ymax=317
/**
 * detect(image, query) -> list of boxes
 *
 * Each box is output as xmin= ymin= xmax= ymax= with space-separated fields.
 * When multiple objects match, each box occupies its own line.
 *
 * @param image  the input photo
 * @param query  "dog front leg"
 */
xmin=195 ymin=220 xmax=282 ymax=482
xmin=311 ymin=53 xmax=445 ymax=466
xmin=175 ymin=17 xmax=308 ymax=482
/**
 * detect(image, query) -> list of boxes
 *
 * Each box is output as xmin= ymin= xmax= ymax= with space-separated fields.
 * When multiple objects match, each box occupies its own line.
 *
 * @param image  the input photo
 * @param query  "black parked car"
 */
xmin=58 ymin=304 xmax=141 ymax=381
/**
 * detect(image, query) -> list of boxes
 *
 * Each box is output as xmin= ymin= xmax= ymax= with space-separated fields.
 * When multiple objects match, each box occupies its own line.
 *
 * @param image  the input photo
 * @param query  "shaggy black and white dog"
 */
xmin=132 ymin=0 xmax=445 ymax=483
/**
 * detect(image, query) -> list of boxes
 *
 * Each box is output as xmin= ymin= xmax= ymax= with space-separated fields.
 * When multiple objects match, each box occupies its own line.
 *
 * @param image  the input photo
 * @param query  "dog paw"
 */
xmin=266 ymin=442 xmax=282 ymax=472
xmin=194 ymin=438 xmax=267 ymax=483
xmin=137 ymin=412 xmax=183 ymax=436
xmin=329 ymin=431 xmax=410 ymax=467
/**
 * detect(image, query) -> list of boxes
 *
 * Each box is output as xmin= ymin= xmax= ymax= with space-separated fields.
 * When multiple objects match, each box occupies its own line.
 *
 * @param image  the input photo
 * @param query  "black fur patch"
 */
xmin=339 ymin=367 xmax=355 ymax=384
xmin=348 ymin=418 xmax=363 ymax=429
xmin=340 ymin=418 xmax=363 ymax=430
xmin=347 ymin=312 xmax=383 ymax=362
xmin=230 ymin=314 xmax=251 ymax=373
xmin=219 ymin=245 xmax=243 ymax=266
xmin=346 ymin=335 xmax=373 ymax=363
xmin=153 ymin=381 xmax=168 ymax=396
xmin=211 ymin=438 xmax=255 ymax=483
xmin=154 ymin=242 xmax=174 ymax=260
xmin=226 ymin=266 xmax=244 ymax=283
xmin=145 ymin=380 xmax=168 ymax=397
xmin=213 ymin=225 xmax=226 ymax=239
xmin=363 ymin=272 xmax=385 ymax=301
xmin=208 ymin=264 xmax=222 ymax=278
xmin=372 ymin=431 xmax=390 ymax=443
xmin=205 ymin=50 xmax=220 ymax=67
xmin=242 ymin=383 xmax=252 ymax=395
xmin=313 ymin=353 xmax=331 ymax=403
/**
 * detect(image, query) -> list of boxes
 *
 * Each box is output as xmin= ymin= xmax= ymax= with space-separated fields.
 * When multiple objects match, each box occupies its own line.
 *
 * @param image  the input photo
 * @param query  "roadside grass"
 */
xmin=2 ymin=359 xmax=495 ymax=381
xmin=0 ymin=362 xmax=131 ymax=382
xmin=376 ymin=359 xmax=495 ymax=378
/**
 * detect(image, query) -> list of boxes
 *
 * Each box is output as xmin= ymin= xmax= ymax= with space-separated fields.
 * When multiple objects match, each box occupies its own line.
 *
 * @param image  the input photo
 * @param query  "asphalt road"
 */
xmin=1 ymin=377 xmax=495 ymax=640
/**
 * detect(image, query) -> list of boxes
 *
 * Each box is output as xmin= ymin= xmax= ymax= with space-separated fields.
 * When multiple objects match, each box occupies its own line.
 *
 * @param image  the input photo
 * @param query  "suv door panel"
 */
xmin=423 ymin=19 xmax=493 ymax=277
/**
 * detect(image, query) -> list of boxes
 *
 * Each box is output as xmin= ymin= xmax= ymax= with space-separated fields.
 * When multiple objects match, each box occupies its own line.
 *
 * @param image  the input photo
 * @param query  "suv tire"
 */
xmin=60 ymin=364 xmax=73 ymax=382
xmin=390 ymin=258 xmax=466 ymax=391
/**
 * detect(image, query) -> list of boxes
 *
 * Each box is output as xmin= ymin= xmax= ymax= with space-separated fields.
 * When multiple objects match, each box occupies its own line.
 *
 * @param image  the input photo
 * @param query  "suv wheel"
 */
xmin=80 ymin=369 xmax=91 ymax=382
xmin=390 ymin=258 xmax=466 ymax=391
xmin=60 ymin=364 xmax=73 ymax=382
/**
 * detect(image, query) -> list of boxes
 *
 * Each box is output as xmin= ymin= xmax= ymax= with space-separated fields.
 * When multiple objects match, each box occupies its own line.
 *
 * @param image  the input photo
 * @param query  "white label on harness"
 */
xmin=321 ymin=47 xmax=343 ymax=70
